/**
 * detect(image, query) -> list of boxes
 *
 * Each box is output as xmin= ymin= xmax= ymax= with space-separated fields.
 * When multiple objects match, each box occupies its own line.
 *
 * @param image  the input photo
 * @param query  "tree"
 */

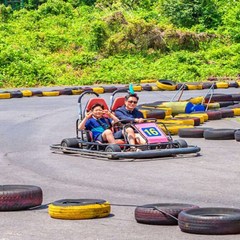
xmin=159 ymin=0 xmax=221 ymax=29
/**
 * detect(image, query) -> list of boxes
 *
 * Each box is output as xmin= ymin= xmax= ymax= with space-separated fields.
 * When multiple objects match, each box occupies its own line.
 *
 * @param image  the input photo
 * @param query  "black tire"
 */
xmin=205 ymin=110 xmax=222 ymax=120
xmin=61 ymin=138 xmax=79 ymax=148
xmin=203 ymin=129 xmax=236 ymax=140
xmin=145 ymin=110 xmax=166 ymax=119
xmin=178 ymin=207 xmax=240 ymax=235
xmin=229 ymin=82 xmax=239 ymax=88
xmin=105 ymin=144 xmax=121 ymax=152
xmin=142 ymin=84 xmax=153 ymax=91
xmin=219 ymin=109 xmax=234 ymax=118
xmin=235 ymin=130 xmax=240 ymax=142
xmin=174 ymin=139 xmax=188 ymax=148
xmin=178 ymin=128 xmax=212 ymax=138
xmin=204 ymin=93 xmax=233 ymax=103
xmin=218 ymin=101 xmax=235 ymax=108
xmin=202 ymin=82 xmax=217 ymax=89
xmin=58 ymin=88 xmax=73 ymax=95
xmin=0 ymin=185 xmax=43 ymax=211
xmin=135 ymin=203 xmax=199 ymax=225
xmin=231 ymin=93 xmax=240 ymax=101
xmin=176 ymin=84 xmax=188 ymax=90
xmin=103 ymin=86 xmax=117 ymax=93
xmin=11 ymin=91 xmax=23 ymax=98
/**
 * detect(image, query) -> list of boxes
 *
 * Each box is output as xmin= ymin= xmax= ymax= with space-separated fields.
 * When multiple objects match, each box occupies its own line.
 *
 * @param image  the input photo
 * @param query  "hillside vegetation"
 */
xmin=0 ymin=0 xmax=240 ymax=88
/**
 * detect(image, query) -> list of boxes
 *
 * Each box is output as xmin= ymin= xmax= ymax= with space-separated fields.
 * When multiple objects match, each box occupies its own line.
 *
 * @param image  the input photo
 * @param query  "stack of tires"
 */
xmin=134 ymin=203 xmax=240 ymax=235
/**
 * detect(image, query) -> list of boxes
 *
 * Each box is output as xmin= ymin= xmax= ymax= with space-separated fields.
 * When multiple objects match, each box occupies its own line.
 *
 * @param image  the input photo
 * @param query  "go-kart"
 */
xmin=50 ymin=91 xmax=201 ymax=160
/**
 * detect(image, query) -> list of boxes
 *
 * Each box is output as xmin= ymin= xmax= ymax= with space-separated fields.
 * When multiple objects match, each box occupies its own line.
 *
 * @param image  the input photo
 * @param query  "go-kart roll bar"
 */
xmin=78 ymin=91 xmax=99 ymax=120
xmin=77 ymin=91 xmax=99 ymax=140
xmin=110 ymin=88 xmax=128 ymax=106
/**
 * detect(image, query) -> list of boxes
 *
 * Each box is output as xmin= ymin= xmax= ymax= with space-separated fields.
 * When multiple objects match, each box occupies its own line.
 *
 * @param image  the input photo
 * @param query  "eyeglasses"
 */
xmin=127 ymin=100 xmax=138 ymax=104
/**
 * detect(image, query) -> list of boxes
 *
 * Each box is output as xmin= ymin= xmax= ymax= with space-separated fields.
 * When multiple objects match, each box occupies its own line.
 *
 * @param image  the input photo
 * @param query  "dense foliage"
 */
xmin=0 ymin=0 xmax=240 ymax=87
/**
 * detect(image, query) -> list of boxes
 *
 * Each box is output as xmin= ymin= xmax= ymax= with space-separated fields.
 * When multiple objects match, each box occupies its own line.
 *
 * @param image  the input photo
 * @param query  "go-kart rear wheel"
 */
xmin=174 ymin=139 xmax=188 ymax=148
xmin=61 ymin=138 xmax=79 ymax=153
xmin=105 ymin=144 xmax=121 ymax=152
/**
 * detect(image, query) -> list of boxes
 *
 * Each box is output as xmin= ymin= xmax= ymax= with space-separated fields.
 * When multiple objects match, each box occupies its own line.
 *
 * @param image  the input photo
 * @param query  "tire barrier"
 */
xmin=178 ymin=127 xmax=213 ymax=138
xmin=48 ymin=199 xmax=111 ymax=220
xmin=203 ymin=128 xmax=236 ymax=140
xmin=178 ymin=207 xmax=240 ymax=235
xmin=135 ymin=203 xmax=199 ymax=225
xmin=0 ymin=185 xmax=43 ymax=211
xmin=235 ymin=130 xmax=240 ymax=142
xmin=1 ymin=80 xmax=240 ymax=100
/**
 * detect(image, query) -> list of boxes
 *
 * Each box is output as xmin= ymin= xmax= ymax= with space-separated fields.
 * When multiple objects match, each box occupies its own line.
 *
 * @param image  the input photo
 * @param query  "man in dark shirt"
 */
xmin=115 ymin=93 xmax=146 ymax=146
xmin=115 ymin=93 xmax=144 ymax=123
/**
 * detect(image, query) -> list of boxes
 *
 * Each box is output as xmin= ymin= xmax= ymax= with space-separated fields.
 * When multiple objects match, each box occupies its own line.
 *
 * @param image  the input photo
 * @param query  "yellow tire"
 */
xmin=133 ymin=85 xmax=142 ymax=92
xmin=72 ymin=89 xmax=84 ymax=95
xmin=139 ymin=109 xmax=148 ymax=118
xmin=21 ymin=90 xmax=33 ymax=97
xmin=140 ymin=79 xmax=157 ymax=83
xmin=186 ymin=84 xmax=199 ymax=90
xmin=190 ymin=113 xmax=208 ymax=121
xmin=216 ymin=82 xmax=229 ymax=89
xmin=48 ymin=199 xmax=111 ymax=220
xmin=233 ymin=108 xmax=240 ymax=116
xmin=93 ymin=87 xmax=104 ymax=94
xmin=159 ymin=124 xmax=193 ymax=135
xmin=42 ymin=91 xmax=60 ymax=96
xmin=187 ymin=96 xmax=204 ymax=104
xmin=156 ymin=80 xmax=176 ymax=91
xmin=0 ymin=93 xmax=11 ymax=99
xmin=205 ymin=102 xmax=220 ymax=109
xmin=151 ymin=85 xmax=160 ymax=91
xmin=175 ymin=114 xmax=205 ymax=124
xmin=157 ymin=119 xmax=185 ymax=125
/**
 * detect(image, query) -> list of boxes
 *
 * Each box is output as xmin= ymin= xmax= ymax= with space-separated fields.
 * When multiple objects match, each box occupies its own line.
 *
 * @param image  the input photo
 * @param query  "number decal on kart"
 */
xmin=142 ymin=127 xmax=161 ymax=137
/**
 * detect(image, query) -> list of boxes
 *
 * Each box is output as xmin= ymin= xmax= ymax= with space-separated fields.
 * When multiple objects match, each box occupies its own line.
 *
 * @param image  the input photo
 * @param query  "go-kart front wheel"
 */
xmin=173 ymin=139 xmax=188 ymax=148
xmin=105 ymin=144 xmax=121 ymax=152
xmin=61 ymin=138 xmax=79 ymax=148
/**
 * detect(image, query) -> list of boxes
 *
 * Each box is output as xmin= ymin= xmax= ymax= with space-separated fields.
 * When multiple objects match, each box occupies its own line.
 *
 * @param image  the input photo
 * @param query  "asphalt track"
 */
xmin=0 ymin=87 xmax=240 ymax=240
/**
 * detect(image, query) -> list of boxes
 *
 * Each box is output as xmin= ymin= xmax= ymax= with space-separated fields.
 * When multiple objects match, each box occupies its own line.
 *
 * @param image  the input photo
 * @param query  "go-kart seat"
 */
xmin=110 ymin=96 xmax=125 ymax=112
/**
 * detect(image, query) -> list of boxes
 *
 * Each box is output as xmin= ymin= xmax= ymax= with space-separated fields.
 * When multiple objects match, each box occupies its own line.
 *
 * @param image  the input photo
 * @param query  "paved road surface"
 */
xmin=0 ymin=88 xmax=240 ymax=240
